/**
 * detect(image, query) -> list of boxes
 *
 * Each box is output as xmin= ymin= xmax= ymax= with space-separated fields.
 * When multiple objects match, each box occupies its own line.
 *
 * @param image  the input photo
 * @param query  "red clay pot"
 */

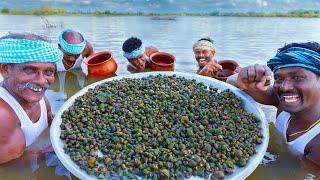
xmin=150 ymin=52 xmax=175 ymax=71
xmin=213 ymin=60 xmax=239 ymax=82
xmin=85 ymin=51 xmax=118 ymax=76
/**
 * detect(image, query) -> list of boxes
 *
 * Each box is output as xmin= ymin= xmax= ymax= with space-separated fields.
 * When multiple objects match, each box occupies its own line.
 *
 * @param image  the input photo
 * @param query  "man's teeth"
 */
xmin=283 ymin=95 xmax=299 ymax=103
xmin=30 ymin=87 xmax=43 ymax=92
xmin=199 ymin=59 xmax=206 ymax=62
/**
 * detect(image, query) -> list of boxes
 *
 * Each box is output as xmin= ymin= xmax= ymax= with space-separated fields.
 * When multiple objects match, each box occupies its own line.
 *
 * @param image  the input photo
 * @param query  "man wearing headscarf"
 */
xmin=193 ymin=37 xmax=222 ymax=77
xmin=122 ymin=37 xmax=158 ymax=72
xmin=0 ymin=32 xmax=63 ymax=164
xmin=56 ymin=29 xmax=94 ymax=71
xmin=227 ymin=42 xmax=320 ymax=167
xmin=55 ymin=29 xmax=93 ymax=101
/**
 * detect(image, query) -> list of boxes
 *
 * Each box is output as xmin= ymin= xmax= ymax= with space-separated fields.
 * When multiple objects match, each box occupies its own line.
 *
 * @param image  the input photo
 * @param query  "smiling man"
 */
xmin=193 ymin=37 xmax=222 ymax=77
xmin=227 ymin=42 xmax=320 ymax=166
xmin=0 ymin=33 xmax=63 ymax=164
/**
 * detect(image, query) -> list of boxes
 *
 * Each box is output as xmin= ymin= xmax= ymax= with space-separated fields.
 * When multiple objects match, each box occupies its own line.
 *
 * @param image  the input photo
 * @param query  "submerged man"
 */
xmin=228 ymin=42 xmax=320 ymax=166
xmin=122 ymin=37 xmax=158 ymax=72
xmin=193 ymin=37 xmax=240 ymax=79
xmin=0 ymin=33 xmax=63 ymax=164
xmin=193 ymin=37 xmax=222 ymax=77
xmin=57 ymin=29 xmax=94 ymax=71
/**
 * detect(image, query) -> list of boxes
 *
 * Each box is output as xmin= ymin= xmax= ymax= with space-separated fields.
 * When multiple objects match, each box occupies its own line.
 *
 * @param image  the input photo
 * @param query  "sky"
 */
xmin=1 ymin=0 xmax=320 ymax=13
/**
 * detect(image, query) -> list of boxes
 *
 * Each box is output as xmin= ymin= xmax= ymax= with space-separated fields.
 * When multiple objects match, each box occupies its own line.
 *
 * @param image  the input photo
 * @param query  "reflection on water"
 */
xmin=0 ymin=129 xmax=73 ymax=180
xmin=0 ymin=15 xmax=320 ymax=179
xmin=47 ymin=69 xmax=114 ymax=114
xmin=48 ymin=70 xmax=86 ymax=114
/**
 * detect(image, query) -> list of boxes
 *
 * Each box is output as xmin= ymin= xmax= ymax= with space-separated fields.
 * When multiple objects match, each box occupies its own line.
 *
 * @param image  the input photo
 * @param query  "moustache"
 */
xmin=18 ymin=82 xmax=51 ymax=91
xmin=278 ymin=88 xmax=298 ymax=94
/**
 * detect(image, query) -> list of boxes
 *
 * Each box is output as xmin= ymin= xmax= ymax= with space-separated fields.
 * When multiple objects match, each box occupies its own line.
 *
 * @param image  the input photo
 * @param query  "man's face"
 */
xmin=128 ymin=54 xmax=147 ymax=71
xmin=194 ymin=48 xmax=214 ymax=68
xmin=59 ymin=45 xmax=81 ymax=63
xmin=273 ymin=67 xmax=320 ymax=113
xmin=1 ymin=62 xmax=56 ymax=104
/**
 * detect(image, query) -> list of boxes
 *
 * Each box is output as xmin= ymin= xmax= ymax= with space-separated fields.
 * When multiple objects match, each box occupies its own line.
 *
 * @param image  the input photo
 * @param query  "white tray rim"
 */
xmin=50 ymin=71 xmax=269 ymax=180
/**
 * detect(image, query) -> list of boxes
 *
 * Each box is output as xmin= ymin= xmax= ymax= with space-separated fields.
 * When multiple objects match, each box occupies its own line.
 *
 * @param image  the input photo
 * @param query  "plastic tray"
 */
xmin=50 ymin=71 xmax=269 ymax=180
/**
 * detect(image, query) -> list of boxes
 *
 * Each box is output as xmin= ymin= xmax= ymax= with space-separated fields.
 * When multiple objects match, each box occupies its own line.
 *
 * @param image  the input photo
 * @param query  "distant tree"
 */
xmin=209 ymin=11 xmax=219 ymax=16
xmin=1 ymin=7 xmax=10 ymax=14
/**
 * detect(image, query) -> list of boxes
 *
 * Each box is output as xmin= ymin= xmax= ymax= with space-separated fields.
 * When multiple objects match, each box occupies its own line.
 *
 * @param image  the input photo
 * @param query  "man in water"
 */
xmin=0 ymin=33 xmax=63 ymax=164
xmin=227 ymin=42 xmax=320 ymax=166
xmin=122 ymin=37 xmax=158 ymax=72
xmin=55 ymin=29 xmax=93 ymax=101
xmin=193 ymin=37 xmax=223 ymax=77
xmin=56 ymin=29 xmax=94 ymax=72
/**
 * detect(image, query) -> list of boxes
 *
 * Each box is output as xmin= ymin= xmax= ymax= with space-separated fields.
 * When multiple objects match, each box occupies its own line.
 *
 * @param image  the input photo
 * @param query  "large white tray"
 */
xmin=50 ymin=71 xmax=269 ymax=180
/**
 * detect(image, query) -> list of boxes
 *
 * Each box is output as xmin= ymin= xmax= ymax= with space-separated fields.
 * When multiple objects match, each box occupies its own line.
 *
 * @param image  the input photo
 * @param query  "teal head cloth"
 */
xmin=267 ymin=47 xmax=320 ymax=75
xmin=123 ymin=44 xmax=145 ymax=59
xmin=58 ymin=29 xmax=86 ymax=55
xmin=0 ymin=38 xmax=63 ymax=64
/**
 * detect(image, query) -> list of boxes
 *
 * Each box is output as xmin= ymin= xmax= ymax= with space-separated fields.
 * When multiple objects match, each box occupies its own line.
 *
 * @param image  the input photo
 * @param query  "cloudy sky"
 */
xmin=0 ymin=0 xmax=319 ymax=13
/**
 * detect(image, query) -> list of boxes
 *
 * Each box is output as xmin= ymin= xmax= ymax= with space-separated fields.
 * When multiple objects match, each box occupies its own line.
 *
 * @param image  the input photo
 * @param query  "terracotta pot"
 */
xmin=85 ymin=51 xmax=118 ymax=76
xmin=150 ymin=52 xmax=175 ymax=71
xmin=213 ymin=60 xmax=239 ymax=82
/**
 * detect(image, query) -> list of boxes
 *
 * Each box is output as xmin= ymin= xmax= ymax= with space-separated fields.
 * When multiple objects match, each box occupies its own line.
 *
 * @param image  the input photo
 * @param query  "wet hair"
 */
xmin=278 ymin=42 xmax=320 ymax=54
xmin=62 ymin=31 xmax=84 ymax=44
xmin=198 ymin=37 xmax=214 ymax=44
xmin=122 ymin=37 xmax=142 ymax=53
xmin=0 ymin=32 xmax=48 ymax=42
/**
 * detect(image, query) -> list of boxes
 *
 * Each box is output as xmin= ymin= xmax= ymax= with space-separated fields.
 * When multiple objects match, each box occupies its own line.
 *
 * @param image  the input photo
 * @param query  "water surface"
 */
xmin=0 ymin=15 xmax=320 ymax=179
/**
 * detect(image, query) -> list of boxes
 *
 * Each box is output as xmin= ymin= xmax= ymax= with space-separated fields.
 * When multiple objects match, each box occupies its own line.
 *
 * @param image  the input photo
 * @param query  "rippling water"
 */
xmin=1 ymin=15 xmax=319 ymax=73
xmin=0 ymin=15 xmax=320 ymax=180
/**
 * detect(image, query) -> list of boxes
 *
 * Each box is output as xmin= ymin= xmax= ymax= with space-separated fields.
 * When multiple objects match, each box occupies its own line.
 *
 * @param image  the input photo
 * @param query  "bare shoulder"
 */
xmin=145 ymin=46 xmax=159 ymax=57
xmin=304 ymin=134 xmax=320 ymax=166
xmin=43 ymin=96 xmax=54 ymax=125
xmin=82 ymin=41 xmax=94 ymax=58
xmin=0 ymin=99 xmax=26 ymax=164
xmin=0 ymin=99 xmax=20 ymax=136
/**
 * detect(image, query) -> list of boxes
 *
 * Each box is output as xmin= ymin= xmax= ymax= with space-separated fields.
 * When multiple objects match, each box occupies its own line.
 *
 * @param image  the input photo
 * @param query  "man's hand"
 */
xmin=145 ymin=46 xmax=159 ymax=57
xmin=236 ymin=64 xmax=273 ymax=91
xmin=198 ymin=61 xmax=223 ymax=77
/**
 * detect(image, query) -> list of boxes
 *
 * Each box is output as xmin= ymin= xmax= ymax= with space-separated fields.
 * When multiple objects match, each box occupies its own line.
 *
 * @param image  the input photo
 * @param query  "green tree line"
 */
xmin=0 ymin=7 xmax=319 ymax=18
xmin=1 ymin=6 xmax=66 ymax=15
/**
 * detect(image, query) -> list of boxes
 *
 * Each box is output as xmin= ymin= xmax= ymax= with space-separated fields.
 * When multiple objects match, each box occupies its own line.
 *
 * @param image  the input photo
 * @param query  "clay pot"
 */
xmin=85 ymin=51 xmax=118 ymax=76
xmin=150 ymin=52 xmax=175 ymax=71
xmin=213 ymin=60 xmax=239 ymax=82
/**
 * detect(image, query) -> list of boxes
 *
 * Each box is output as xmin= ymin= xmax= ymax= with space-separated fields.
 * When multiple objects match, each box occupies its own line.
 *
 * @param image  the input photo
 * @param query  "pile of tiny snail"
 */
xmin=60 ymin=75 xmax=263 ymax=179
